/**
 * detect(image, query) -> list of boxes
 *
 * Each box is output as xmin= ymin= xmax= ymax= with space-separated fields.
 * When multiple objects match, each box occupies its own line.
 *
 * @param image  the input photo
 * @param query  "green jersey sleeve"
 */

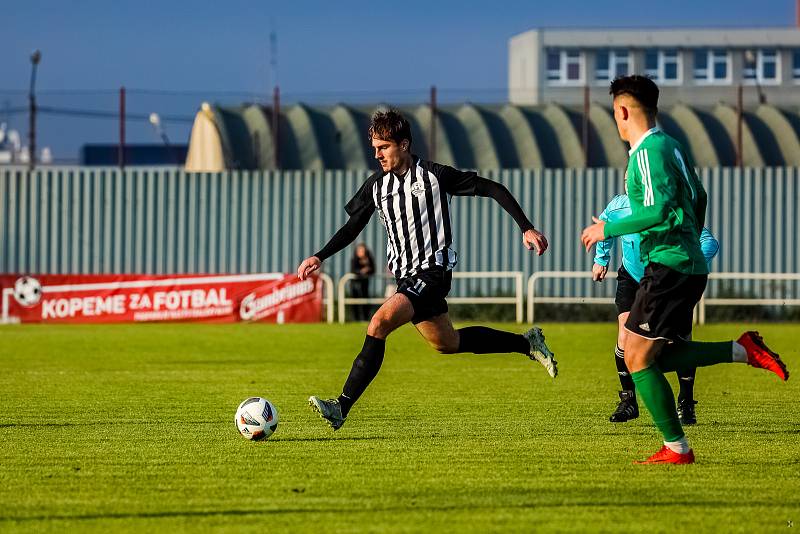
xmin=605 ymin=130 xmax=709 ymax=275
xmin=604 ymin=148 xmax=673 ymax=239
xmin=673 ymin=146 xmax=707 ymax=231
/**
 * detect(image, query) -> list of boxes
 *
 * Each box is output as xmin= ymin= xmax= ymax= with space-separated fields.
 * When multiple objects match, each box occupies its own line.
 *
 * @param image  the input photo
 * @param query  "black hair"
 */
xmin=609 ymin=75 xmax=659 ymax=115
xmin=368 ymin=108 xmax=412 ymax=147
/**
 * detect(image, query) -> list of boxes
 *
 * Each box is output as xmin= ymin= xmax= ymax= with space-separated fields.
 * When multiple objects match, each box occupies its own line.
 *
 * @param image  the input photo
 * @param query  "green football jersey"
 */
xmin=604 ymin=128 xmax=709 ymax=275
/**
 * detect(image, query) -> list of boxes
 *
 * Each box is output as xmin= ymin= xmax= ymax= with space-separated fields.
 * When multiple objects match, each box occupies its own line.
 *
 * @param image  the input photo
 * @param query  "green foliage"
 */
xmin=0 ymin=322 xmax=797 ymax=532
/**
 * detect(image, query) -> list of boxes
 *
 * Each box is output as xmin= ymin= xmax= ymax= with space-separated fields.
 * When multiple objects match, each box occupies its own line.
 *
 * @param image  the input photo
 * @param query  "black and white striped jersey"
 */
xmin=345 ymin=156 xmax=478 ymax=279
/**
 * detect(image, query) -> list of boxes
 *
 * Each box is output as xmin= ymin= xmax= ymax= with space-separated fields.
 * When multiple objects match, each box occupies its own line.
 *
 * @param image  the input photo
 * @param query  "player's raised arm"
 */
xmin=435 ymin=163 xmax=548 ymax=256
xmin=694 ymin=179 xmax=708 ymax=231
xmin=592 ymin=196 xmax=625 ymax=280
xmin=473 ymin=177 xmax=548 ymax=255
xmin=582 ymin=159 xmax=678 ymax=252
xmin=296 ymin=207 xmax=373 ymax=280
xmin=297 ymin=174 xmax=378 ymax=280
xmin=699 ymin=227 xmax=719 ymax=266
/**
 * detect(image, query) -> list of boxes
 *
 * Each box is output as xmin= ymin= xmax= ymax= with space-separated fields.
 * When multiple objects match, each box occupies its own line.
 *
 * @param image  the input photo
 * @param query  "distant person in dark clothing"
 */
xmin=350 ymin=243 xmax=375 ymax=321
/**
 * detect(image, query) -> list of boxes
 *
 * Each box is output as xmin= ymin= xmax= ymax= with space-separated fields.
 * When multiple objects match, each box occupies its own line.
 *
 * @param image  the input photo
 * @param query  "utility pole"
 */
xmin=736 ymin=84 xmax=743 ymax=169
xmin=429 ymin=85 xmax=437 ymax=161
xmin=119 ymin=86 xmax=126 ymax=168
xmin=269 ymin=27 xmax=280 ymax=169
xmin=28 ymin=49 xmax=41 ymax=171
xmin=582 ymin=85 xmax=590 ymax=167
xmin=272 ymin=86 xmax=281 ymax=169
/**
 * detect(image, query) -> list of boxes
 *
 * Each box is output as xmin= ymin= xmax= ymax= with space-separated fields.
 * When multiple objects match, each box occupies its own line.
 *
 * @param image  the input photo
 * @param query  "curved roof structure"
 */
xmin=185 ymin=103 xmax=800 ymax=171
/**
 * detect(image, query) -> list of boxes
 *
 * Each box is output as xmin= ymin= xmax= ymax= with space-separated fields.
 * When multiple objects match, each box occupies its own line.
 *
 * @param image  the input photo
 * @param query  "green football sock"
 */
xmin=631 ymin=366 xmax=684 ymax=442
xmin=657 ymin=341 xmax=733 ymax=373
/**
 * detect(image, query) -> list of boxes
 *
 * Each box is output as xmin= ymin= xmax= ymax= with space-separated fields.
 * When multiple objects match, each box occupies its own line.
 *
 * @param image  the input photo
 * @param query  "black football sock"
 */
xmin=339 ymin=335 xmax=385 ymax=417
xmin=615 ymin=345 xmax=635 ymax=392
xmin=677 ymin=367 xmax=697 ymax=402
xmin=456 ymin=326 xmax=530 ymax=355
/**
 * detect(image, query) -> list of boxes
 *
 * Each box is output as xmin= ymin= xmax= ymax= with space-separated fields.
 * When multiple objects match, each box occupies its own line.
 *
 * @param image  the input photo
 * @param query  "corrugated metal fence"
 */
xmin=1 ymin=166 xmax=798 ymax=300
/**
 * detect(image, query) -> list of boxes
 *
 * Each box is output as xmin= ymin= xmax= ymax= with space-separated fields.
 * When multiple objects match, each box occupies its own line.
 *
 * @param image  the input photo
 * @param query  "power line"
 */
xmin=0 ymin=88 xmax=121 ymax=96
xmin=2 ymin=106 xmax=194 ymax=123
xmin=0 ymin=86 xmax=513 ymax=98
xmin=126 ymin=88 xmax=266 ymax=97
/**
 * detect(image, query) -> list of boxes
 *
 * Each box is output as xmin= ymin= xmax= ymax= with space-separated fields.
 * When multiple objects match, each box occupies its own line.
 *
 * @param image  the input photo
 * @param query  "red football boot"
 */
xmin=737 ymin=331 xmax=789 ymax=381
xmin=634 ymin=445 xmax=695 ymax=465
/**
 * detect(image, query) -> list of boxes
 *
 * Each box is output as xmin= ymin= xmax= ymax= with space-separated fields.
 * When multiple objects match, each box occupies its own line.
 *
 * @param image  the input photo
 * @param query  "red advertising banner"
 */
xmin=0 ymin=273 xmax=323 ymax=324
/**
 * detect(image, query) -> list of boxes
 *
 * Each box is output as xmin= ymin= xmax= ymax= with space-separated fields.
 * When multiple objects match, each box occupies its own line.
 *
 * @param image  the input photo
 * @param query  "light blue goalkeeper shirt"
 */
xmin=594 ymin=194 xmax=719 ymax=282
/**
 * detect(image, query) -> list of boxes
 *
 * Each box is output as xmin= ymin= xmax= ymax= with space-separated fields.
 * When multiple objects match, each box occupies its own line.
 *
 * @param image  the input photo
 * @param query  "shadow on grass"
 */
xmin=0 ymin=421 xmax=220 ymax=428
xmin=272 ymin=436 xmax=388 ymax=442
xmin=4 ymin=500 xmax=798 ymax=523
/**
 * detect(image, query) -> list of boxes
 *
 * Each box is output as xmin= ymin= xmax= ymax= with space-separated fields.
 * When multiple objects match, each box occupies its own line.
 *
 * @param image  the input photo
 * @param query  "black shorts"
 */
xmin=615 ymin=265 xmax=639 ymax=315
xmin=625 ymin=262 xmax=707 ymax=342
xmin=396 ymin=267 xmax=452 ymax=324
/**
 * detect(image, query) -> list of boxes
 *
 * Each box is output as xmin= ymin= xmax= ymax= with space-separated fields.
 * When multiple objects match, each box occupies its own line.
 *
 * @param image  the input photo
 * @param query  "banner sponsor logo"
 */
xmin=0 ymin=273 xmax=322 ymax=325
xmin=239 ymin=279 xmax=316 ymax=322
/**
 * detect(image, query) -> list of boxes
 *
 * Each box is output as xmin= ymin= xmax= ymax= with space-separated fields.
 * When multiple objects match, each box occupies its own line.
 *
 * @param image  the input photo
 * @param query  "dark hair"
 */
xmin=609 ymin=75 xmax=659 ymax=115
xmin=368 ymin=108 xmax=412 ymax=147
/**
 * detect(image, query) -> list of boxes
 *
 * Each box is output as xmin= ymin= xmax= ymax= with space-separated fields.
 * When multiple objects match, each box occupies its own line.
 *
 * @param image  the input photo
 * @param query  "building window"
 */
xmin=596 ymin=50 xmax=610 ymax=80
xmin=547 ymin=51 xmax=561 ymax=81
xmin=761 ymin=49 xmax=778 ymax=80
xmin=565 ymin=51 xmax=582 ymax=80
xmin=645 ymin=49 xmax=681 ymax=83
xmin=744 ymin=49 xmax=780 ymax=84
xmin=663 ymin=50 xmax=679 ymax=80
xmin=645 ymin=50 xmax=658 ymax=77
xmin=794 ymin=49 xmax=800 ymax=81
xmin=694 ymin=48 xmax=730 ymax=83
xmin=595 ymin=49 xmax=629 ymax=82
xmin=546 ymin=49 xmax=584 ymax=84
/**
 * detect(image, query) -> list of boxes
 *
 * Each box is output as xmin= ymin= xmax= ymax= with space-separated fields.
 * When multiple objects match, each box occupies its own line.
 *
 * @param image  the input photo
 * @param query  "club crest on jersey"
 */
xmin=410 ymin=181 xmax=426 ymax=197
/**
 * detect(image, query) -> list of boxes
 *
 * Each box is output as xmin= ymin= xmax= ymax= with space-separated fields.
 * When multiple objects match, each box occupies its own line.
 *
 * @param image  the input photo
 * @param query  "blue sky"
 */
xmin=1 ymin=0 xmax=794 ymax=161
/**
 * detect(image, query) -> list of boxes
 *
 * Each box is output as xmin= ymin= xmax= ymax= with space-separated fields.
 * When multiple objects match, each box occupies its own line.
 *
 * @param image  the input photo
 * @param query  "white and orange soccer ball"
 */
xmin=235 ymin=397 xmax=279 ymax=440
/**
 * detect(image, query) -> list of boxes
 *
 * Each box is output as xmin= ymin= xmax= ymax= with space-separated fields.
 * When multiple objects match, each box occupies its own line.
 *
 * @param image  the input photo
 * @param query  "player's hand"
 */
xmin=523 ymin=228 xmax=548 ymax=256
xmin=592 ymin=263 xmax=608 ymax=282
xmin=581 ymin=217 xmax=605 ymax=252
xmin=297 ymin=256 xmax=322 ymax=280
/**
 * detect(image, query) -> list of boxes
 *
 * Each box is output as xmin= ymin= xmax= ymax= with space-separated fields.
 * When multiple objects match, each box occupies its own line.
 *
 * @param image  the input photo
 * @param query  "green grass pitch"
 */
xmin=1 ymin=322 xmax=797 ymax=532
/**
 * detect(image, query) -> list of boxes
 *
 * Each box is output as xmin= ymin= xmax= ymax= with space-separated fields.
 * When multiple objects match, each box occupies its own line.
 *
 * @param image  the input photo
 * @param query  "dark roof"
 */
xmin=197 ymin=102 xmax=800 ymax=169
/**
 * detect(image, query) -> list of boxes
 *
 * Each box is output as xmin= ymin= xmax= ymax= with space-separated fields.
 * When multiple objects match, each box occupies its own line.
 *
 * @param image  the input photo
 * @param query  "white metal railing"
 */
xmin=318 ymin=273 xmax=335 ymax=324
xmin=697 ymin=272 xmax=800 ymax=325
xmin=527 ymin=270 xmax=617 ymax=323
xmin=336 ymin=273 xmax=389 ymax=324
xmin=338 ymin=271 xmax=525 ymax=324
xmin=527 ymin=270 xmax=800 ymax=324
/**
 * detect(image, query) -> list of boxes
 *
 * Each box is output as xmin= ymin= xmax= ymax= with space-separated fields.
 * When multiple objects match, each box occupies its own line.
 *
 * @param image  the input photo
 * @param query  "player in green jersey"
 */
xmin=581 ymin=75 xmax=789 ymax=465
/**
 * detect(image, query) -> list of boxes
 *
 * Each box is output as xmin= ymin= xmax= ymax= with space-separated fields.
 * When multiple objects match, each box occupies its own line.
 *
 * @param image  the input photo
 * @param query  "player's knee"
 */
xmin=367 ymin=315 xmax=392 ymax=338
xmin=624 ymin=351 xmax=646 ymax=373
xmin=431 ymin=338 xmax=458 ymax=354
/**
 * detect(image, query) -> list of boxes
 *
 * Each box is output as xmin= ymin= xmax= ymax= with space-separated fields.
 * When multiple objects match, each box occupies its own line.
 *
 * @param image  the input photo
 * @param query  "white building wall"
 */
xmin=509 ymin=30 xmax=542 ymax=105
xmin=509 ymin=28 xmax=800 ymax=107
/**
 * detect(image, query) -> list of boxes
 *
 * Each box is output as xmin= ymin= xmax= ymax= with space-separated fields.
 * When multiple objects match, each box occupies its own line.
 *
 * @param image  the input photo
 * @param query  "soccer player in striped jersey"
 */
xmin=581 ymin=75 xmax=788 ymax=465
xmin=298 ymin=109 xmax=557 ymax=430
xmin=592 ymin=192 xmax=719 ymax=424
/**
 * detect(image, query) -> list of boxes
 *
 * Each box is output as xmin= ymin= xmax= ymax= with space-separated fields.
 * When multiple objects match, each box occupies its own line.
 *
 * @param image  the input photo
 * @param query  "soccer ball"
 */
xmin=13 ymin=276 xmax=42 ymax=307
xmin=235 ymin=397 xmax=279 ymax=440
